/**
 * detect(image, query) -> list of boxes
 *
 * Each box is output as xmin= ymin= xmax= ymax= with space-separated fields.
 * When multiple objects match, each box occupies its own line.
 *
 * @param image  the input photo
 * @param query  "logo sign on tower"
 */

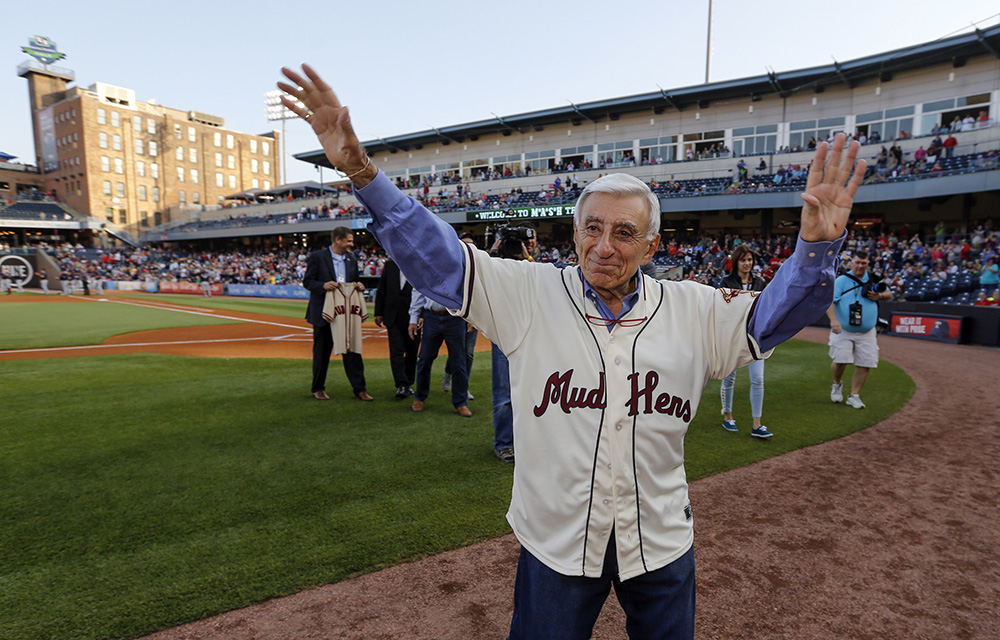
xmin=0 ymin=255 xmax=34 ymax=287
xmin=21 ymin=35 xmax=66 ymax=65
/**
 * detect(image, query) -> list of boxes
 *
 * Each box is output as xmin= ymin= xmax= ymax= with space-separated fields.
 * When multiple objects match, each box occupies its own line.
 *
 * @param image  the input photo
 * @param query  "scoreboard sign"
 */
xmin=888 ymin=312 xmax=965 ymax=344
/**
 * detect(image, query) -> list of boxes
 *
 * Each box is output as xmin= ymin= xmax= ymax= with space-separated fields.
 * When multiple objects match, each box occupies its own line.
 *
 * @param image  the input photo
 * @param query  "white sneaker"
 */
xmin=831 ymin=383 xmax=843 ymax=403
xmin=846 ymin=394 xmax=866 ymax=409
xmin=442 ymin=373 xmax=452 ymax=392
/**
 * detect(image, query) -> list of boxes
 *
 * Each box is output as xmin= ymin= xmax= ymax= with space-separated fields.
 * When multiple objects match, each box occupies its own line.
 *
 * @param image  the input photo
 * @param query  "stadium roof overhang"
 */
xmin=295 ymin=24 xmax=1000 ymax=169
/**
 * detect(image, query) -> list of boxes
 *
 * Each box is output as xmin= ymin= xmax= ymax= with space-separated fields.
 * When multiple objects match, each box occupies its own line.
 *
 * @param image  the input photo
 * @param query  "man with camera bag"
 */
xmin=826 ymin=250 xmax=891 ymax=409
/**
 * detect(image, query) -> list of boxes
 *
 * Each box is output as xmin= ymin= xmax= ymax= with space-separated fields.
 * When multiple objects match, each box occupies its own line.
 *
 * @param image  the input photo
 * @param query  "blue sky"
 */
xmin=3 ymin=1 xmax=998 ymax=184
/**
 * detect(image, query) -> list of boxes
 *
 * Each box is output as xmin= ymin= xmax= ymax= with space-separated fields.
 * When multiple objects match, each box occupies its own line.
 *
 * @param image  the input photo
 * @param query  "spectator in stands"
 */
xmin=943 ymin=133 xmax=958 ymax=158
xmin=889 ymin=143 xmax=903 ymax=168
xmin=718 ymin=244 xmax=772 ymax=438
xmin=826 ymin=251 xmax=891 ymax=409
xmin=980 ymin=256 xmax=999 ymax=288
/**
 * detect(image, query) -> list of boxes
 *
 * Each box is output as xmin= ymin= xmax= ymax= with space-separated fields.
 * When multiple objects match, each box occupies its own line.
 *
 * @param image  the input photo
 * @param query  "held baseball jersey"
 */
xmin=322 ymin=287 xmax=368 ymax=355
xmin=453 ymin=243 xmax=771 ymax=580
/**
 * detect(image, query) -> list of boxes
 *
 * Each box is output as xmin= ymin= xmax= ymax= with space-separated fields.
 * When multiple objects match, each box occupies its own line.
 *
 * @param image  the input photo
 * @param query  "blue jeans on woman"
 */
xmin=720 ymin=358 xmax=764 ymax=418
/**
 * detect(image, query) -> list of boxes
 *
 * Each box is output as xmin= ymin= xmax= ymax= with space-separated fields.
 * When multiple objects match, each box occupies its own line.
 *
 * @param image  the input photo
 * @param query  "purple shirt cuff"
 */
xmin=355 ymin=170 xmax=467 ymax=308
xmin=749 ymin=231 xmax=846 ymax=352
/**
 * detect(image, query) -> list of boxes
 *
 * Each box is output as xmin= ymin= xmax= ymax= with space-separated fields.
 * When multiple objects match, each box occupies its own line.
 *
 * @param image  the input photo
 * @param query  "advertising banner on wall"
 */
xmin=0 ymin=254 xmax=35 ymax=287
xmin=888 ymin=312 xmax=965 ymax=344
xmin=37 ymin=106 xmax=58 ymax=173
xmin=465 ymin=204 xmax=574 ymax=222
xmin=227 ymin=283 xmax=310 ymax=299
xmin=158 ymin=281 xmax=223 ymax=296
xmin=104 ymin=281 xmax=145 ymax=291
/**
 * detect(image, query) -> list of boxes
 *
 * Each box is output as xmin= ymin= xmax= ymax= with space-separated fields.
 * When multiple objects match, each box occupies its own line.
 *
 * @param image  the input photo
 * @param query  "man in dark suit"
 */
xmin=303 ymin=226 xmax=373 ymax=401
xmin=374 ymin=259 xmax=417 ymax=399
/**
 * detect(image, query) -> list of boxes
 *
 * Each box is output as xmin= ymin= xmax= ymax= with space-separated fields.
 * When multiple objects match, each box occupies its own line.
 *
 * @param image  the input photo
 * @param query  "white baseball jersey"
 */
xmin=322 ymin=287 xmax=368 ymax=355
xmin=453 ymin=244 xmax=770 ymax=580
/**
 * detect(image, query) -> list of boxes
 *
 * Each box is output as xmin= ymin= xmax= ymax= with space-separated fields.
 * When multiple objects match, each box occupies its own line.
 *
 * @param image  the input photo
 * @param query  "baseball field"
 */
xmin=3 ymin=291 xmax=997 ymax=640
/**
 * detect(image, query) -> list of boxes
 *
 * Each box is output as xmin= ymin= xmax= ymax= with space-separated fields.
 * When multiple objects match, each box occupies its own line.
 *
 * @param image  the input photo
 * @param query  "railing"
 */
xmin=17 ymin=60 xmax=74 ymax=80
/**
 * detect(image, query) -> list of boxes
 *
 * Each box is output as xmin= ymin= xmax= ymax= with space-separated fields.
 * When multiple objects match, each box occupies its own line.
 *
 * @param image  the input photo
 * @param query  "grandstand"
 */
xmin=2 ymin=27 xmax=999 ymax=335
xmin=123 ymin=26 xmax=1000 ymax=247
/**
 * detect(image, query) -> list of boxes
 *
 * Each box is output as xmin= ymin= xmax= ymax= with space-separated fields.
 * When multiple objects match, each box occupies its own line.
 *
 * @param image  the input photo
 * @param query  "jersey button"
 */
xmin=614 ymin=356 xmax=622 ymax=366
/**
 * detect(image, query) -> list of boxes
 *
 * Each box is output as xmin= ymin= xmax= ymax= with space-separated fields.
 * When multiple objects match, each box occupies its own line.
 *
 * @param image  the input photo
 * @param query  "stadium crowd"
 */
xmin=47 ymin=244 xmax=387 ymax=287
xmin=30 ymin=218 xmax=998 ymax=305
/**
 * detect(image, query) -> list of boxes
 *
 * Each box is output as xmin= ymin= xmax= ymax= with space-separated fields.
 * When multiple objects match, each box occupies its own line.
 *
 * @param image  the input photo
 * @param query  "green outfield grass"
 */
xmin=109 ymin=292 xmax=309 ymax=319
xmin=0 ymin=300 xmax=241 ymax=350
xmin=0 ymin=338 xmax=914 ymax=640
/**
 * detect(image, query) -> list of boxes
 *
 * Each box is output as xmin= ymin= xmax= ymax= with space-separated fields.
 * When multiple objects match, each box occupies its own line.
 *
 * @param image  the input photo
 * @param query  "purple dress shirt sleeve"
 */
xmin=355 ymin=171 xmax=467 ymax=309
xmin=749 ymin=232 xmax=846 ymax=353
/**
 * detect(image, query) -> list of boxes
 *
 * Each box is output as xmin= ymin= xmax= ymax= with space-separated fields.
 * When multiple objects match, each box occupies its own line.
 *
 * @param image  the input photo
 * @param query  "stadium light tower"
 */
xmin=705 ymin=0 xmax=714 ymax=83
xmin=264 ymin=89 xmax=304 ymax=185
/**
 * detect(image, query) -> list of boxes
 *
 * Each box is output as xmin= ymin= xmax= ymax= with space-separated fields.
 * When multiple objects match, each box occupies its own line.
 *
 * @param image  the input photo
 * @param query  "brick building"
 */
xmin=18 ymin=59 xmax=281 ymax=232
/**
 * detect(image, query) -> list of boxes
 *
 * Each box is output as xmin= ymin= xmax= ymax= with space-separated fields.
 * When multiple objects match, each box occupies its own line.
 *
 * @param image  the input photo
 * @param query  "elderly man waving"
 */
xmin=278 ymin=64 xmax=864 ymax=640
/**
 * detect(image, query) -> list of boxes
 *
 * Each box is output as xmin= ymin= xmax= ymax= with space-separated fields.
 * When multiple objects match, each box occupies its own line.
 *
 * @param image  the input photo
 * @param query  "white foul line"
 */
xmin=2 ymin=335 xmax=309 ymax=355
xmin=80 ymin=295 xmax=308 ymax=331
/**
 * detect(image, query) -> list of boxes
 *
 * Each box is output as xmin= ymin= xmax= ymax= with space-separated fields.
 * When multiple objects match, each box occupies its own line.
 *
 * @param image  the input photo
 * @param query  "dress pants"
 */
xmin=385 ymin=320 xmax=418 ymax=387
xmin=507 ymin=540 xmax=695 ymax=640
xmin=311 ymin=323 xmax=366 ymax=395
xmin=414 ymin=313 xmax=468 ymax=407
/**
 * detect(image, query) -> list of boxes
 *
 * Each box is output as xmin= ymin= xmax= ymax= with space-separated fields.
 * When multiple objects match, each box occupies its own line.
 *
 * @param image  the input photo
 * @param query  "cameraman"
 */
xmin=825 ymin=250 xmax=891 ymax=409
xmin=488 ymin=225 xmax=535 ymax=462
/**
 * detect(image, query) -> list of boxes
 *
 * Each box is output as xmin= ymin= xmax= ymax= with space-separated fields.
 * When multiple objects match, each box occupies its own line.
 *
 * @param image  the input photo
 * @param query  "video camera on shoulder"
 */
xmin=864 ymin=272 xmax=888 ymax=296
xmin=495 ymin=219 xmax=536 ymax=260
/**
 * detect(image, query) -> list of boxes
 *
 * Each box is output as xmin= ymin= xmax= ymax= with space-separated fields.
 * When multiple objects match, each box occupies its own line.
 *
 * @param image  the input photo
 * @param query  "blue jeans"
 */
xmin=507 ymin=539 xmax=695 ymax=640
xmin=492 ymin=343 xmax=513 ymax=450
xmin=446 ymin=327 xmax=477 ymax=386
xmin=720 ymin=358 xmax=764 ymax=419
xmin=414 ymin=313 xmax=468 ymax=407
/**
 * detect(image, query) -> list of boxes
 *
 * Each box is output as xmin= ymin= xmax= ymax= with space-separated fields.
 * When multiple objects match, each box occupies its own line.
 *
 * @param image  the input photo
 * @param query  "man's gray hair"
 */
xmin=573 ymin=173 xmax=660 ymax=240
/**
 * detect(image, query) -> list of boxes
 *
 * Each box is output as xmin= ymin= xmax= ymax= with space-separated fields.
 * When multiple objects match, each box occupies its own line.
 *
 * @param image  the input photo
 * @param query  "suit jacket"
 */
xmin=304 ymin=246 xmax=359 ymax=326
xmin=719 ymin=272 xmax=766 ymax=292
xmin=374 ymin=259 xmax=413 ymax=327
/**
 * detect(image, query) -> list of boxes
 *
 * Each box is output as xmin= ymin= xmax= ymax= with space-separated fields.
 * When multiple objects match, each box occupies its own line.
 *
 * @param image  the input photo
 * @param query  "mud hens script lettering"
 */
xmin=532 ymin=370 xmax=691 ymax=422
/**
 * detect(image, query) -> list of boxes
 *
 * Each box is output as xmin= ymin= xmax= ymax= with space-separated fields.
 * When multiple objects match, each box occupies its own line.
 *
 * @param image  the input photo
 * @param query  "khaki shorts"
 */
xmin=829 ymin=327 xmax=879 ymax=368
